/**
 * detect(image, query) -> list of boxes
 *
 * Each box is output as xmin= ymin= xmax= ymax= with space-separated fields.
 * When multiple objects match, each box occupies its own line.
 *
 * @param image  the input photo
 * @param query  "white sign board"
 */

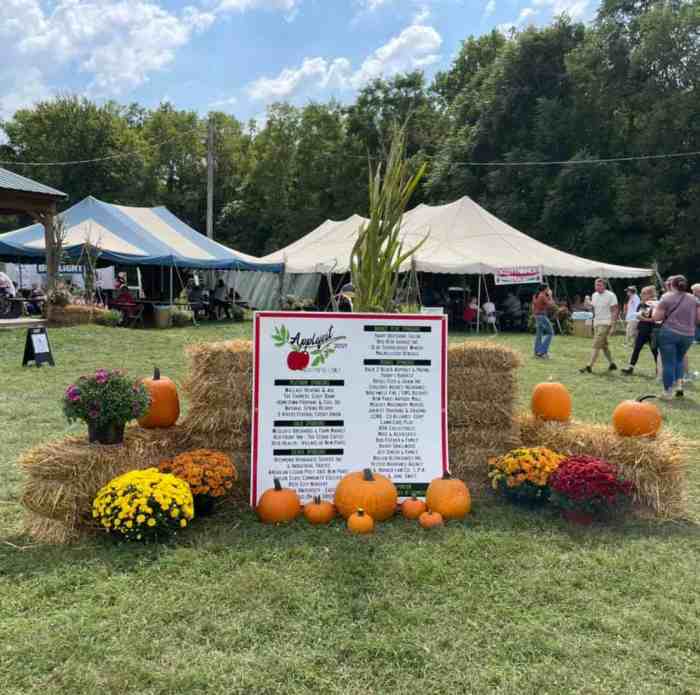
xmin=420 ymin=306 xmax=444 ymax=315
xmin=30 ymin=332 xmax=50 ymax=354
xmin=251 ymin=312 xmax=448 ymax=506
xmin=495 ymin=266 xmax=543 ymax=285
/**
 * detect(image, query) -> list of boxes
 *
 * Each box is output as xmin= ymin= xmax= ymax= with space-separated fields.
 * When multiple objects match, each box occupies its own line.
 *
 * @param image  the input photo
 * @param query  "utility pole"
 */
xmin=206 ymin=115 xmax=214 ymax=240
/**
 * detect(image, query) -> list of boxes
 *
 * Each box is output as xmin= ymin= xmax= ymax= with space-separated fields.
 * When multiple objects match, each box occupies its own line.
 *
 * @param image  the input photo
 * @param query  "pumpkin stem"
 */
xmin=638 ymin=395 xmax=656 ymax=402
xmin=442 ymin=470 xmax=452 ymax=480
xmin=356 ymin=508 xmax=365 ymax=516
xmin=362 ymin=468 xmax=374 ymax=481
xmin=313 ymin=495 xmax=321 ymax=505
xmin=273 ymin=478 xmax=283 ymax=491
xmin=153 ymin=366 xmax=161 ymax=380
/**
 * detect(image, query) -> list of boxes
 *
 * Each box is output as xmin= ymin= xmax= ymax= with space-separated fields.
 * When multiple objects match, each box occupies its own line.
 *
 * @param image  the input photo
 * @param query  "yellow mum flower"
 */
xmin=147 ymin=518 xmax=156 ymax=527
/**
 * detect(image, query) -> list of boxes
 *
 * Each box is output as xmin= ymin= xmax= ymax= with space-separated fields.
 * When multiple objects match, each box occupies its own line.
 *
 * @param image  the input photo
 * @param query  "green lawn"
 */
xmin=1 ymin=324 xmax=699 ymax=695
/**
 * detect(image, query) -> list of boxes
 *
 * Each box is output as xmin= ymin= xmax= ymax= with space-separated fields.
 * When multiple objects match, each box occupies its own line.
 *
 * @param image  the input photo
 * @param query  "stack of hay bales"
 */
xmin=48 ymin=305 xmax=110 ymax=326
xmin=178 ymin=339 xmax=253 ymax=495
xmin=447 ymin=342 xmax=521 ymax=496
xmin=519 ymin=415 xmax=689 ymax=518
xmin=20 ymin=428 xmax=189 ymax=543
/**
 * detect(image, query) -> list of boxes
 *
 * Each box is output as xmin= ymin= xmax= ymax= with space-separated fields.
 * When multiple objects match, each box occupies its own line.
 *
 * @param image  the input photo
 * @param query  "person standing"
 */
xmin=621 ymin=285 xmax=658 ymax=375
xmin=623 ymin=286 xmax=640 ymax=346
xmin=652 ymin=275 xmax=700 ymax=399
xmin=532 ymin=284 xmax=555 ymax=359
xmin=580 ymin=279 xmax=619 ymax=373
xmin=693 ymin=283 xmax=700 ymax=344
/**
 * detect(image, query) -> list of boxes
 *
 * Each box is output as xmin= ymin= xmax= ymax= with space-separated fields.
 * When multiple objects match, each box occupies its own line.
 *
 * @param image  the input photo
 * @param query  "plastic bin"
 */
xmin=154 ymin=304 xmax=172 ymax=329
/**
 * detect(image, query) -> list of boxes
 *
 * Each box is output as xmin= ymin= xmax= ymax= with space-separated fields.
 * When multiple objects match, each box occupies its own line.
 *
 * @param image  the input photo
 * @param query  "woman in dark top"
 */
xmin=621 ymin=285 xmax=658 ymax=375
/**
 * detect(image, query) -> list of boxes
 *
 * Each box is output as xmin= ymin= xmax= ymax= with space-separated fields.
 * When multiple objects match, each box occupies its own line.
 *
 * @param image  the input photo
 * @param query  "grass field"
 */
xmin=1 ymin=323 xmax=699 ymax=695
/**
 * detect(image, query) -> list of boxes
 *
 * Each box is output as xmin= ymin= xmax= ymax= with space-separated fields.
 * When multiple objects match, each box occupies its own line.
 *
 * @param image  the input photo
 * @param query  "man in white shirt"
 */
xmin=624 ymin=286 xmax=640 ymax=345
xmin=580 ymin=278 xmax=619 ymax=373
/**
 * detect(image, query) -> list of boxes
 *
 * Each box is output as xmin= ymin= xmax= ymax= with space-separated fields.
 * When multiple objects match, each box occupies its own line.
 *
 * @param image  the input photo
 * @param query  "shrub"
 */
xmin=63 ymin=369 xmax=149 ymax=428
xmin=549 ymin=455 xmax=633 ymax=516
xmin=92 ymin=468 xmax=194 ymax=541
xmin=95 ymin=309 xmax=122 ymax=327
xmin=488 ymin=447 xmax=565 ymax=504
xmin=159 ymin=449 xmax=238 ymax=499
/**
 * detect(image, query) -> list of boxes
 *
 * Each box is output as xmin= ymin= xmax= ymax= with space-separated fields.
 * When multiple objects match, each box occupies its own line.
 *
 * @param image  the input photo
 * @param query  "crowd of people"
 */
xmin=533 ymin=276 xmax=700 ymax=400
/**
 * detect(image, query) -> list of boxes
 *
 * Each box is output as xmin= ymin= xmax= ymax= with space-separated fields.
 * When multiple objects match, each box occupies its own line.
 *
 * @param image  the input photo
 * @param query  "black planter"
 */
xmin=193 ymin=494 xmax=216 ymax=517
xmin=88 ymin=421 xmax=125 ymax=445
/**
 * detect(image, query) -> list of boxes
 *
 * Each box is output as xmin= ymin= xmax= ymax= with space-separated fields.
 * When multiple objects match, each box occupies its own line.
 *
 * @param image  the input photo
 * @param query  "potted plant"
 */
xmin=159 ymin=449 xmax=238 ymax=516
xmin=548 ymin=455 xmax=633 ymax=524
xmin=63 ymin=369 xmax=150 ymax=445
xmin=488 ymin=447 xmax=565 ymax=506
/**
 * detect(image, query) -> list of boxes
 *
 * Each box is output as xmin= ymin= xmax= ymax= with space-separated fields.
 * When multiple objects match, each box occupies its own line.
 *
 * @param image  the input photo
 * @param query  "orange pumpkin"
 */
xmin=303 ymin=496 xmax=336 ymax=525
xmin=256 ymin=478 xmax=301 ymax=523
xmin=531 ymin=381 xmax=572 ymax=422
xmin=138 ymin=367 xmax=180 ymax=428
xmin=419 ymin=510 xmax=444 ymax=529
xmin=426 ymin=471 xmax=471 ymax=520
xmin=401 ymin=496 xmax=427 ymax=520
xmin=612 ymin=396 xmax=662 ymax=437
xmin=347 ymin=508 xmax=374 ymax=534
xmin=334 ymin=468 xmax=397 ymax=521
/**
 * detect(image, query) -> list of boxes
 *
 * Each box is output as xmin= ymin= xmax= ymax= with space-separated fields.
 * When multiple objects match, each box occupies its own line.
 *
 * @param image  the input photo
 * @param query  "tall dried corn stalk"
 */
xmin=350 ymin=127 xmax=426 ymax=312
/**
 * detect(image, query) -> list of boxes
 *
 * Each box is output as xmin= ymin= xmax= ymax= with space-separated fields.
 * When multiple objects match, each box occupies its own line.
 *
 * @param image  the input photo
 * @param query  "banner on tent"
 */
xmin=36 ymin=264 xmax=83 ymax=274
xmin=494 ymin=266 xmax=543 ymax=286
xmin=251 ymin=312 xmax=448 ymax=506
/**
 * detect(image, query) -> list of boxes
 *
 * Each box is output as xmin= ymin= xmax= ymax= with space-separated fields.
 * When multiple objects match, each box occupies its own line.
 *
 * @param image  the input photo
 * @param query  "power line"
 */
xmin=0 ymin=125 xmax=203 ymax=167
xmin=439 ymin=150 xmax=700 ymax=167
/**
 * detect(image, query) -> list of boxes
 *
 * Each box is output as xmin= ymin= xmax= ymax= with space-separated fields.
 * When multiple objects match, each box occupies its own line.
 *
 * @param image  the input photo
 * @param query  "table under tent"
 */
xmin=243 ymin=196 xmax=652 ymax=330
xmin=0 ymin=196 xmax=282 ymax=317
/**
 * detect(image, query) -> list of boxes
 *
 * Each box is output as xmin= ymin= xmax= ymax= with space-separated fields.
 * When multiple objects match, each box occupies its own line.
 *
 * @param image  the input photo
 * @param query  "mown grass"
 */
xmin=1 ymin=324 xmax=699 ymax=695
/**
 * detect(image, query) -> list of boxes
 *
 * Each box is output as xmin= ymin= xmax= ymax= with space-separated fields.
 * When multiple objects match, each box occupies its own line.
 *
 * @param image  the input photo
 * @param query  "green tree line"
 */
xmin=1 ymin=0 xmax=698 ymax=275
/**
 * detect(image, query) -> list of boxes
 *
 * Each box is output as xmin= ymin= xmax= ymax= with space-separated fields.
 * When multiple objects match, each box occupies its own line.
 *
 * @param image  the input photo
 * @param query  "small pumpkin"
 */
xmin=612 ymin=396 xmax=662 ymax=437
xmin=401 ymin=496 xmax=427 ymax=520
xmin=531 ymin=381 xmax=572 ymax=422
xmin=334 ymin=468 xmax=397 ymax=521
xmin=138 ymin=366 xmax=180 ymax=428
xmin=419 ymin=510 xmax=444 ymax=529
xmin=256 ymin=478 xmax=301 ymax=524
xmin=303 ymin=496 xmax=336 ymax=525
xmin=426 ymin=470 xmax=471 ymax=520
xmin=347 ymin=508 xmax=374 ymax=534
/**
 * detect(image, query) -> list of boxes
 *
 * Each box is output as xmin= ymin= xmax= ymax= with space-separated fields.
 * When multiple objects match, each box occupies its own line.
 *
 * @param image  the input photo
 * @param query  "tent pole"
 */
xmin=476 ymin=272 xmax=482 ymax=333
xmin=19 ymin=264 xmax=23 ymax=290
xmin=169 ymin=265 xmax=173 ymax=305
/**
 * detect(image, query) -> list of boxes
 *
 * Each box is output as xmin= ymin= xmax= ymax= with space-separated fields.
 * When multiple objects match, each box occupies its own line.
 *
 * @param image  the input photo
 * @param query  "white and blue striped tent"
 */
xmin=0 ymin=196 xmax=281 ymax=272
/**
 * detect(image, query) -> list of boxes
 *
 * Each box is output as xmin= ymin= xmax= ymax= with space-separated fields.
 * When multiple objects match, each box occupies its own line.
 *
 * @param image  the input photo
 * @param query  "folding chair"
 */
xmin=126 ymin=304 xmax=144 ymax=329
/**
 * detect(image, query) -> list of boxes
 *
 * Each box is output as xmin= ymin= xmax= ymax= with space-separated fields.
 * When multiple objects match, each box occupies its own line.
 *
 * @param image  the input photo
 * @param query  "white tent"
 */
xmin=260 ymin=196 xmax=651 ymax=278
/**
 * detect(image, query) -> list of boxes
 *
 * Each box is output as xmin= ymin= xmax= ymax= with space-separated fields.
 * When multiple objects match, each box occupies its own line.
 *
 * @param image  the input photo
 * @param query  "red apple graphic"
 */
xmin=287 ymin=351 xmax=300 ymax=370
xmin=298 ymin=351 xmax=310 ymax=370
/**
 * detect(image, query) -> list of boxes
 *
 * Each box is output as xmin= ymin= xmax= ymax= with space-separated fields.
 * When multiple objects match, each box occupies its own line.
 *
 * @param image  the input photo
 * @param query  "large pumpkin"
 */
xmin=612 ymin=396 xmax=662 ymax=437
xmin=256 ymin=478 xmax=302 ymax=523
xmin=334 ymin=468 xmax=397 ymax=521
xmin=531 ymin=382 xmax=572 ymax=422
xmin=138 ymin=367 xmax=180 ymax=428
xmin=426 ymin=471 xmax=471 ymax=520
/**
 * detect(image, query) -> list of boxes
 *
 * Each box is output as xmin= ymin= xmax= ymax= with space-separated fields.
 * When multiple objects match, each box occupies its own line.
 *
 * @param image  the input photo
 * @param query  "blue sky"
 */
xmin=0 ymin=0 xmax=597 ymax=124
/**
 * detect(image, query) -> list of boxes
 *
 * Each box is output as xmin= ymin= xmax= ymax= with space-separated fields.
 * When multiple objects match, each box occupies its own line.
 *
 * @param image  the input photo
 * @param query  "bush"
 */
xmin=95 ymin=309 xmax=122 ymax=327
xmin=488 ymin=447 xmax=565 ymax=505
xmin=63 ymin=369 xmax=150 ymax=428
xmin=171 ymin=308 xmax=193 ymax=327
xmin=92 ymin=468 xmax=194 ymax=541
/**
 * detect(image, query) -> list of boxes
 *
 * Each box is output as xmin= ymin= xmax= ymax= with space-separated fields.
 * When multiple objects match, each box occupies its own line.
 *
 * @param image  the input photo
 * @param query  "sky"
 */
xmin=0 ymin=0 xmax=598 ymax=124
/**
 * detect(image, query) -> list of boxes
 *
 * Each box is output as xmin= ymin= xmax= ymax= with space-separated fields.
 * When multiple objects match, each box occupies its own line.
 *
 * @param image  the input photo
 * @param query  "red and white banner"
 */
xmin=494 ymin=266 xmax=543 ymax=285
xmin=251 ymin=312 xmax=448 ymax=506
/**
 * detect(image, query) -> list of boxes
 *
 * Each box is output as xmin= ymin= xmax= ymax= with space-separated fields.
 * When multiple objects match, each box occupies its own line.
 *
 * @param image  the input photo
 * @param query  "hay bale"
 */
xmin=48 ymin=304 xmax=105 ymax=326
xmin=448 ymin=341 xmax=522 ymax=371
xmin=19 ymin=426 xmax=196 ymax=543
xmin=518 ymin=414 xmax=689 ymax=518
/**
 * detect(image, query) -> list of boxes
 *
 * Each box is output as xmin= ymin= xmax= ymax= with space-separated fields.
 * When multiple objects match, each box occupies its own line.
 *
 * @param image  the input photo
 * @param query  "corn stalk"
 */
xmin=350 ymin=127 xmax=427 ymax=313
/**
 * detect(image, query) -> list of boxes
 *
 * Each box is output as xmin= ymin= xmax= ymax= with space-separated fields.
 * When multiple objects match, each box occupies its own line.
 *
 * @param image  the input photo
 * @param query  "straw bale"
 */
xmin=448 ymin=400 xmax=516 ymax=428
xmin=448 ymin=368 xmax=517 ymax=403
xmin=518 ymin=414 xmax=689 ymax=518
xmin=48 ymin=304 xmax=106 ymax=326
xmin=449 ymin=447 xmax=504 ymax=499
xmin=448 ymin=341 xmax=521 ymax=371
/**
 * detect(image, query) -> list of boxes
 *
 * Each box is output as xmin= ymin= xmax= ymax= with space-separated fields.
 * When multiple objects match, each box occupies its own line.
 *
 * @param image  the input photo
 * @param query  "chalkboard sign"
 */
xmin=22 ymin=327 xmax=55 ymax=367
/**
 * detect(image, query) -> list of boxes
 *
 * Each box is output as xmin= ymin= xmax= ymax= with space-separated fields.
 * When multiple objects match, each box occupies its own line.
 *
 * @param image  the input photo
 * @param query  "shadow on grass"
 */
xmin=2 ymin=497 xmax=698 ymax=581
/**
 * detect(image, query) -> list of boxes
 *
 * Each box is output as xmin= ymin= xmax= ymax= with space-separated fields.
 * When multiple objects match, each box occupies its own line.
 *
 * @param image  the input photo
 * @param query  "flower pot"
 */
xmin=563 ymin=509 xmax=595 ymax=526
xmin=193 ymin=494 xmax=216 ymax=517
xmin=88 ymin=421 xmax=125 ymax=445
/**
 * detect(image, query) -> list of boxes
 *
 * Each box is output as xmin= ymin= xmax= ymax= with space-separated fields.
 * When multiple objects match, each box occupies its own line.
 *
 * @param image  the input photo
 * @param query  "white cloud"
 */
xmin=483 ymin=0 xmax=496 ymax=17
xmin=517 ymin=6 xmax=536 ymax=22
xmin=209 ymin=96 xmax=239 ymax=108
xmin=362 ymin=0 xmax=391 ymax=10
xmin=214 ymin=0 xmax=299 ymax=17
xmin=412 ymin=5 xmax=431 ymax=24
xmin=247 ymin=21 xmax=442 ymax=103
xmin=532 ymin=0 xmax=590 ymax=19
